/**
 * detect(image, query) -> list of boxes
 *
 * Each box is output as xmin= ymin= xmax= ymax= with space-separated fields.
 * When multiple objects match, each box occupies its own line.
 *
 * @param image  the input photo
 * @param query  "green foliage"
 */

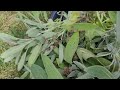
xmin=31 ymin=64 xmax=47 ymax=79
xmin=41 ymin=54 xmax=63 ymax=79
xmin=72 ymin=23 xmax=105 ymax=40
xmin=108 ymin=11 xmax=116 ymax=24
xmin=85 ymin=65 xmax=114 ymax=79
xmin=28 ymin=43 xmax=42 ymax=67
xmin=64 ymin=32 xmax=79 ymax=64
xmin=1 ymin=11 xmax=120 ymax=79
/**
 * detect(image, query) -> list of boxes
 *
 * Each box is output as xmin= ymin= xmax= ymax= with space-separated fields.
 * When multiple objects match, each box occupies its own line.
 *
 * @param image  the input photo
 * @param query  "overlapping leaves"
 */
xmin=0 ymin=11 xmax=119 ymax=79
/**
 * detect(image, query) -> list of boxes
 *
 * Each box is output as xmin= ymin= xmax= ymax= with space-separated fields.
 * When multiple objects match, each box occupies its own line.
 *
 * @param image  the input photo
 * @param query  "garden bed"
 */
xmin=0 ymin=11 xmax=119 ymax=79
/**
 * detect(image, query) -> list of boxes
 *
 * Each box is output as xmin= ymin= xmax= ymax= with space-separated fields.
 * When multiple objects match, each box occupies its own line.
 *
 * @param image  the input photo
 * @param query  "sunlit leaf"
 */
xmin=72 ymin=23 xmax=105 ymax=40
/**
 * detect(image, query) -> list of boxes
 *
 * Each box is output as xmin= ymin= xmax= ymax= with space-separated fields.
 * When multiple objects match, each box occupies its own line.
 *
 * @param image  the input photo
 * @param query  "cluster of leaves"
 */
xmin=0 ymin=11 xmax=120 ymax=79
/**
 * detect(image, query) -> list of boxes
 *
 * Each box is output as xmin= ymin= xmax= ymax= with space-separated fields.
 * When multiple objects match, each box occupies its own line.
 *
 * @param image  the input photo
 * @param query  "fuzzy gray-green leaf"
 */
xmin=77 ymin=48 xmax=95 ymax=61
xmin=59 ymin=43 xmax=64 ymax=64
xmin=17 ymin=52 xmax=27 ymax=71
xmin=31 ymin=64 xmax=47 ymax=79
xmin=85 ymin=65 xmax=114 ymax=79
xmin=1 ymin=41 xmax=30 ymax=59
xmin=41 ymin=54 xmax=63 ymax=79
xmin=28 ymin=43 xmax=42 ymax=67
xmin=64 ymin=32 xmax=79 ymax=64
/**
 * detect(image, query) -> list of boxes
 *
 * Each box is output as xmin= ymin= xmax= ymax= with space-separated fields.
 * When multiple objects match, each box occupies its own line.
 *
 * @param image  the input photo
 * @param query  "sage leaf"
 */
xmin=28 ymin=43 xmax=42 ymax=67
xmin=20 ymin=71 xmax=29 ymax=79
xmin=73 ymin=61 xmax=86 ymax=70
xmin=18 ymin=52 xmax=27 ymax=71
xmin=77 ymin=48 xmax=95 ymax=61
xmin=59 ymin=43 xmax=64 ymax=64
xmin=41 ymin=54 xmax=63 ymax=79
xmin=77 ymin=73 xmax=94 ymax=79
xmin=96 ymin=58 xmax=111 ymax=66
xmin=1 ymin=41 xmax=30 ymax=59
xmin=85 ymin=65 xmax=114 ymax=79
xmin=64 ymin=32 xmax=79 ymax=64
xmin=96 ymin=52 xmax=111 ymax=57
xmin=31 ymin=64 xmax=47 ymax=79
xmin=72 ymin=23 xmax=105 ymax=40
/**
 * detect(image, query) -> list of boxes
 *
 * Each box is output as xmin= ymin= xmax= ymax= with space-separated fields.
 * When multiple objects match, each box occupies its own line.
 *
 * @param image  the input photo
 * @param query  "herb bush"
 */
xmin=0 ymin=11 xmax=120 ymax=79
